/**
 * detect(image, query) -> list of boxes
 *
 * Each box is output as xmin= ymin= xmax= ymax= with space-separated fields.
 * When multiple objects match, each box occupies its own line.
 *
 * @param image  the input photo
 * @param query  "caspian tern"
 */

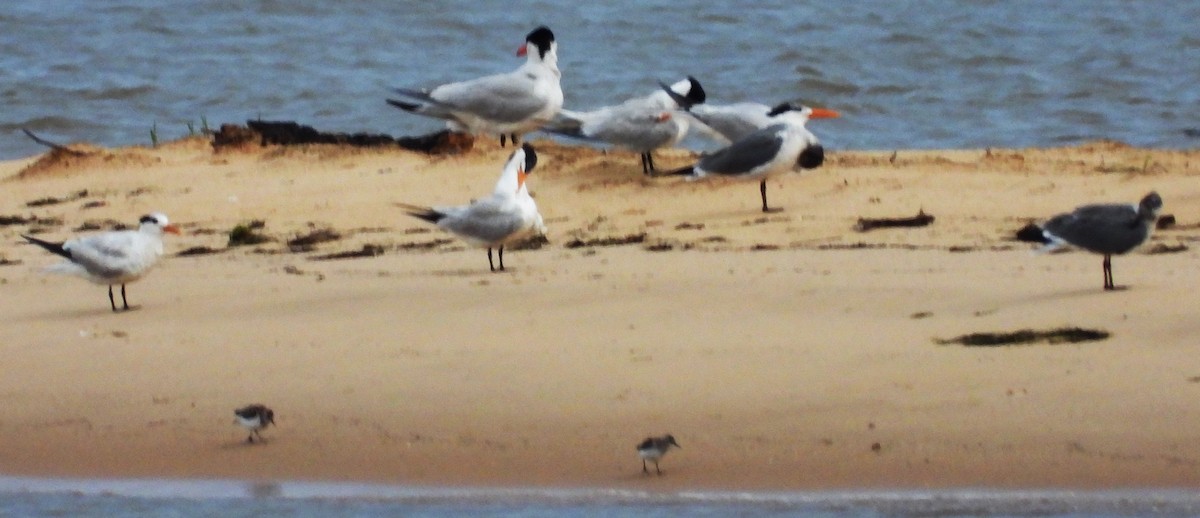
xmin=396 ymin=143 xmax=544 ymax=272
xmin=234 ymin=404 xmax=275 ymax=444
xmin=21 ymin=212 xmax=180 ymax=312
xmin=660 ymin=102 xmax=840 ymax=212
xmin=637 ymin=434 xmax=681 ymax=476
xmin=545 ymin=76 xmax=706 ymax=175
xmin=1022 ymin=191 xmax=1163 ymax=290
xmin=387 ymin=26 xmax=563 ymax=148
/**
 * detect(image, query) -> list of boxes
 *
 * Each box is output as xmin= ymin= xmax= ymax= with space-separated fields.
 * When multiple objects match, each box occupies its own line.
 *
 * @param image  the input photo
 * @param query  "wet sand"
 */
xmin=0 ymin=136 xmax=1198 ymax=490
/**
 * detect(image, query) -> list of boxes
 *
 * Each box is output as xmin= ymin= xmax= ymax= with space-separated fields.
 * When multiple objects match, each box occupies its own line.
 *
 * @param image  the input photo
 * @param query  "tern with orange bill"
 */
xmin=21 ymin=212 xmax=181 ymax=312
xmin=387 ymin=26 xmax=562 ymax=147
xmin=659 ymin=102 xmax=839 ymax=212
xmin=396 ymin=143 xmax=545 ymax=272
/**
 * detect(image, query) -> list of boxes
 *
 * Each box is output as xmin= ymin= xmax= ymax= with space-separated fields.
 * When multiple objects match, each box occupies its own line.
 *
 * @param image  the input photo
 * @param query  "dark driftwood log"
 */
xmin=21 ymin=128 xmax=91 ymax=156
xmin=213 ymin=120 xmax=474 ymax=154
xmin=855 ymin=210 xmax=935 ymax=232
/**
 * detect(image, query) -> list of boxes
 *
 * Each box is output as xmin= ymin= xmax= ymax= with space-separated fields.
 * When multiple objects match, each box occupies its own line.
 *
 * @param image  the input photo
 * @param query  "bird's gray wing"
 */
xmin=437 ymin=197 xmax=526 ymax=244
xmin=63 ymin=231 xmax=141 ymax=278
xmin=696 ymin=125 xmax=785 ymax=176
xmin=432 ymin=71 xmax=550 ymax=124
xmin=1042 ymin=204 xmax=1146 ymax=254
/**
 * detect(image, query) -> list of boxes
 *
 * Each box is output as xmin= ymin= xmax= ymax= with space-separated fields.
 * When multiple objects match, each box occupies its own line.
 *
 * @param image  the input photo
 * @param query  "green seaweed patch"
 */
xmin=938 ymin=327 xmax=1110 ymax=347
xmin=228 ymin=220 xmax=271 ymax=247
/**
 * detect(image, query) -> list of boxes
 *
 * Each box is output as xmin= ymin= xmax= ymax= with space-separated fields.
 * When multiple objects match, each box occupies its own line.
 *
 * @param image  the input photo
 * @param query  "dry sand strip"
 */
xmin=0 ymin=137 xmax=1198 ymax=490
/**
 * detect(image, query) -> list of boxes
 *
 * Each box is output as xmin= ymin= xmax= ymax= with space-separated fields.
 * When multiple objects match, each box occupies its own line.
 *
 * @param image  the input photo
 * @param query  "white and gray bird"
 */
xmin=544 ymin=76 xmax=706 ymax=175
xmin=396 ymin=143 xmax=544 ymax=272
xmin=387 ymin=26 xmax=562 ymax=148
xmin=21 ymin=212 xmax=180 ymax=312
xmin=637 ymin=434 xmax=681 ymax=475
xmin=1026 ymin=191 xmax=1163 ymax=290
xmin=234 ymin=404 xmax=275 ymax=444
xmin=660 ymin=102 xmax=840 ymax=212
xmin=657 ymin=82 xmax=781 ymax=144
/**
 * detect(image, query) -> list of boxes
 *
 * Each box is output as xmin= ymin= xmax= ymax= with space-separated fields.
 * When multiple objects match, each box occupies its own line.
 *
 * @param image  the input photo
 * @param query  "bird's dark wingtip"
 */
xmin=386 ymin=98 xmax=421 ymax=112
xmin=21 ymin=234 xmax=72 ymax=259
xmin=1015 ymin=223 xmax=1050 ymax=243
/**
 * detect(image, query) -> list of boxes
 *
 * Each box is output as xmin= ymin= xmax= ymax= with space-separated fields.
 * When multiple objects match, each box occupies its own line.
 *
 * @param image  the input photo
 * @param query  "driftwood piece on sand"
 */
xmin=213 ymin=120 xmax=474 ymax=155
xmin=21 ymin=128 xmax=92 ymax=156
xmin=855 ymin=210 xmax=935 ymax=232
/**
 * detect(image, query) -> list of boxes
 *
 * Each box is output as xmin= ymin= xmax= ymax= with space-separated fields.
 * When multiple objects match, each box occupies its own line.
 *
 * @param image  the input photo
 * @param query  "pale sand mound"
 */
xmin=0 ymin=136 xmax=1199 ymax=490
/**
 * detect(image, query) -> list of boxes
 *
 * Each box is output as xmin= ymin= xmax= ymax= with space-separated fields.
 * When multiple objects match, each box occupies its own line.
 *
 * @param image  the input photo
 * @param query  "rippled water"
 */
xmin=2 ymin=1 xmax=1197 ymax=160
xmin=2 ymin=477 xmax=1199 ymax=518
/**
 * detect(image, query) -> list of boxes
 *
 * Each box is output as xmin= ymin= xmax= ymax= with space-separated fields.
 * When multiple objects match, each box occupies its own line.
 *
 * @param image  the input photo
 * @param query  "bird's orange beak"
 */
xmin=809 ymin=108 xmax=840 ymax=119
xmin=516 ymin=44 xmax=528 ymax=57
xmin=655 ymin=112 xmax=672 ymax=123
xmin=164 ymin=224 xmax=182 ymax=235
xmin=516 ymin=166 xmax=528 ymax=192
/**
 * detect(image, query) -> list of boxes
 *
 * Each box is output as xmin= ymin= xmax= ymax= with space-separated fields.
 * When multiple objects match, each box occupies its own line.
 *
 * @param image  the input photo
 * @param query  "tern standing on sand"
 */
xmin=1030 ymin=191 xmax=1163 ymax=290
xmin=660 ymin=102 xmax=839 ymax=213
xmin=544 ymin=76 xmax=707 ymax=175
xmin=388 ymin=26 xmax=562 ymax=148
xmin=397 ymin=143 xmax=544 ymax=272
xmin=22 ymin=212 xmax=180 ymax=312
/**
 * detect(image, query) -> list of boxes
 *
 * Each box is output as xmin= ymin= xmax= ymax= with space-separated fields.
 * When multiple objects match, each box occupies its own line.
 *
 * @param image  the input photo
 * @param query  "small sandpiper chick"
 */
xmin=637 ymin=434 xmax=681 ymax=475
xmin=234 ymin=404 xmax=275 ymax=444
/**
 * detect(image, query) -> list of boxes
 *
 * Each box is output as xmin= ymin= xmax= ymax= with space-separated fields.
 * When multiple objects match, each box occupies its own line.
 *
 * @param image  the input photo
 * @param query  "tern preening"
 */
xmin=1026 ymin=191 xmax=1163 ymax=290
xmin=545 ymin=76 xmax=706 ymax=175
xmin=637 ymin=434 xmax=681 ymax=475
xmin=234 ymin=404 xmax=275 ymax=444
xmin=21 ymin=212 xmax=180 ymax=312
xmin=396 ymin=143 xmax=545 ymax=272
xmin=659 ymin=102 xmax=839 ymax=212
xmin=388 ymin=26 xmax=563 ymax=148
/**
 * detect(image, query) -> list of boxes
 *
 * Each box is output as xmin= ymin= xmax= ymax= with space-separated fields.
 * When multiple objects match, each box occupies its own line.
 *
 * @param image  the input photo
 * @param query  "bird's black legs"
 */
xmin=487 ymin=248 xmax=506 ymax=273
xmin=654 ymin=460 xmax=662 ymax=475
xmin=247 ymin=434 xmax=255 ymax=444
xmin=500 ymin=134 xmax=520 ymax=148
xmin=1103 ymin=254 xmax=1114 ymax=290
xmin=759 ymin=180 xmax=782 ymax=213
xmin=109 ymin=284 xmax=131 ymax=312
xmin=642 ymin=459 xmax=648 ymax=474
xmin=641 ymin=152 xmax=656 ymax=176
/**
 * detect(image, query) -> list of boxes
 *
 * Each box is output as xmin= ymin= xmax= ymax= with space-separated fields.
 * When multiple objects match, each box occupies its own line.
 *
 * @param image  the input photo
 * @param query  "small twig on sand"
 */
xmin=855 ymin=210 xmax=935 ymax=232
xmin=21 ymin=128 xmax=90 ymax=156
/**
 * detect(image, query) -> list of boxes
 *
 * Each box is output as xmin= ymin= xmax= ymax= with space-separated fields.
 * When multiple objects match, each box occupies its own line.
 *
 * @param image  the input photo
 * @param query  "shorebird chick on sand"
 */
xmin=234 ymin=404 xmax=275 ymax=444
xmin=637 ymin=434 xmax=681 ymax=475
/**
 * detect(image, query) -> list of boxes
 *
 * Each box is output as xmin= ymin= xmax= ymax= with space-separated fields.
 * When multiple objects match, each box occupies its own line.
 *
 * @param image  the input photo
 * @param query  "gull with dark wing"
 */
xmin=659 ymin=102 xmax=839 ymax=212
xmin=396 ymin=143 xmax=544 ymax=272
xmin=388 ymin=26 xmax=562 ymax=148
xmin=1025 ymin=191 xmax=1163 ymax=290
xmin=22 ymin=212 xmax=180 ymax=312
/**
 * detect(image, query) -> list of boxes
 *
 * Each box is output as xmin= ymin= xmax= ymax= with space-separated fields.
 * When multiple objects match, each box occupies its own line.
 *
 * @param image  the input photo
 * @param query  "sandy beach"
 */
xmin=0 ymin=134 xmax=1198 ymax=491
